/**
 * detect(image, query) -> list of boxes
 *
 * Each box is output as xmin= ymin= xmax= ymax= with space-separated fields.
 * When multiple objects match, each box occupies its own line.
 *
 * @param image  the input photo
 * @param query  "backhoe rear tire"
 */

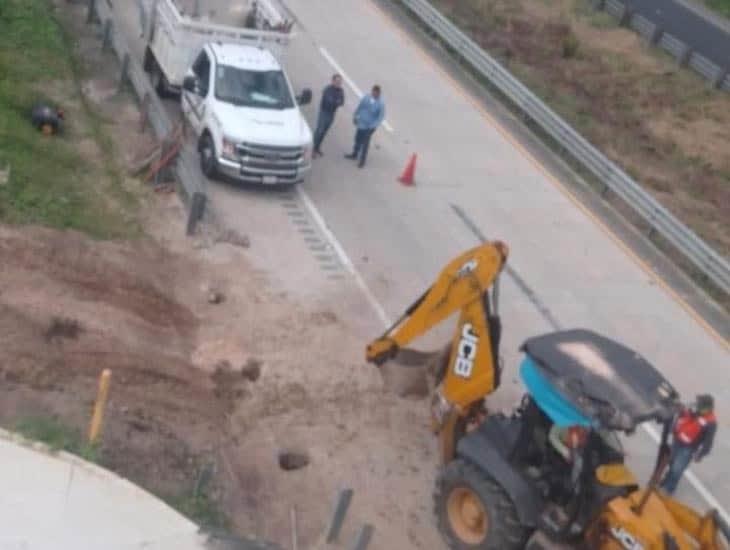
xmin=434 ymin=459 xmax=529 ymax=550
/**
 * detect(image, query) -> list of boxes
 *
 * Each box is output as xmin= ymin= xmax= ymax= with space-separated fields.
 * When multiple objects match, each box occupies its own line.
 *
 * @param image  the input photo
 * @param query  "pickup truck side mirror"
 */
xmin=296 ymin=88 xmax=312 ymax=106
xmin=182 ymin=75 xmax=199 ymax=94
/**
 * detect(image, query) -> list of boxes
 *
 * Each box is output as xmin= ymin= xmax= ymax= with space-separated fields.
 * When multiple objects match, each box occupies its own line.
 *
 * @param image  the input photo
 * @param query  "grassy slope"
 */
xmin=704 ymin=0 xmax=730 ymax=17
xmin=0 ymin=0 xmax=137 ymax=238
xmin=428 ymin=0 xmax=730 ymax=260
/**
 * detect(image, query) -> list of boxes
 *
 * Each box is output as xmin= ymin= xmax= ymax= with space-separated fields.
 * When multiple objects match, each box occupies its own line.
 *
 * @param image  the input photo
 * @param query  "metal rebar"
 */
xmin=325 ymin=488 xmax=354 ymax=544
xmin=350 ymin=524 xmax=374 ymax=550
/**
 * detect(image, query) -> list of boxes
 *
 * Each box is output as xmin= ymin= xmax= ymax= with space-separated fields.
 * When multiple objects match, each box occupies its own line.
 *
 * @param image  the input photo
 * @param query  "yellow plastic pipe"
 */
xmin=88 ymin=369 xmax=112 ymax=444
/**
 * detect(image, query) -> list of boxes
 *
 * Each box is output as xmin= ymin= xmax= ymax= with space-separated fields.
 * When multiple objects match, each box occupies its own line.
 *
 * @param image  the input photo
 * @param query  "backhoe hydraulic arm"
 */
xmin=365 ymin=241 xmax=508 ymax=463
xmin=366 ymin=241 xmax=508 ymax=367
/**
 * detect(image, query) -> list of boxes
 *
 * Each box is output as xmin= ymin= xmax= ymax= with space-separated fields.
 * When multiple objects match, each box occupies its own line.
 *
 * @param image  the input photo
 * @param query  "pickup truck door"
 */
xmin=181 ymin=50 xmax=211 ymax=136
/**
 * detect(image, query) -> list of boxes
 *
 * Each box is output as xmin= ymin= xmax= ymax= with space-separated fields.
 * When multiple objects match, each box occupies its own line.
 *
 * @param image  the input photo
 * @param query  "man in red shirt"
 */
xmin=661 ymin=394 xmax=717 ymax=495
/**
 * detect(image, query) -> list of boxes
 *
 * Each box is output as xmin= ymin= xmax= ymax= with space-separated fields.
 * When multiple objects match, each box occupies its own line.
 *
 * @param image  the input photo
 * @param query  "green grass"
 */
xmin=0 ymin=0 xmax=138 ymax=238
xmin=14 ymin=416 xmax=100 ymax=462
xmin=703 ymin=0 xmax=730 ymax=17
xmin=164 ymin=461 xmax=230 ymax=529
xmin=168 ymin=492 xmax=230 ymax=529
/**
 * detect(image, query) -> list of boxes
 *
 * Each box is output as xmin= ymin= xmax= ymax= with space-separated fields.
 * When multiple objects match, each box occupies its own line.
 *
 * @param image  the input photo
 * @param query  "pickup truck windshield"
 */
xmin=215 ymin=65 xmax=294 ymax=109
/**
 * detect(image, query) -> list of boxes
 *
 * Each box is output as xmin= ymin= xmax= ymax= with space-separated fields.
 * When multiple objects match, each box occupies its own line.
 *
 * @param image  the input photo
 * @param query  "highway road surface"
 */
xmin=119 ymin=0 xmax=729 ymax=533
xmin=624 ymin=0 xmax=730 ymax=70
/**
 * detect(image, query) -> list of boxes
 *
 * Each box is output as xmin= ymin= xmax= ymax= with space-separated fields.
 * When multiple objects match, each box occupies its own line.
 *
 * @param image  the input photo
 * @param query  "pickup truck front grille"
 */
xmin=235 ymin=142 xmax=304 ymax=172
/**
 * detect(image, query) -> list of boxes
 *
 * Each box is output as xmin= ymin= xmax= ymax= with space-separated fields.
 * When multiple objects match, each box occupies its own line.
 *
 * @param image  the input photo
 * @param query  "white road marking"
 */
xmin=312 ymin=38 xmax=730 ymax=526
xmin=318 ymin=46 xmax=395 ymax=134
xmin=296 ymin=186 xmax=393 ymax=328
xmin=300 ymin=179 xmax=730 ymax=522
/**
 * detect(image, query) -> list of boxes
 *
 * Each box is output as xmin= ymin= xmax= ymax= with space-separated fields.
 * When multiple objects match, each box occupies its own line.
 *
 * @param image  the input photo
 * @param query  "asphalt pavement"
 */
xmin=624 ymin=0 xmax=730 ymax=69
xmin=115 ymin=0 xmax=730 ymax=530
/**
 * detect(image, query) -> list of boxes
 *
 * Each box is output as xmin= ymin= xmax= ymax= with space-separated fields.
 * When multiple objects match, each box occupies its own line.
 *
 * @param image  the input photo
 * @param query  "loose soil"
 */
xmin=0 ymin=3 xmax=448 ymax=549
xmin=431 ymin=0 xmax=730 ymax=259
xmin=0 ymin=200 xmax=446 ymax=549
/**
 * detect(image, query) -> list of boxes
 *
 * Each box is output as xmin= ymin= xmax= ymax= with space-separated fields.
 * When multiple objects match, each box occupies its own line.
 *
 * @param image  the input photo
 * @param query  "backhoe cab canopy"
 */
xmin=519 ymin=329 xmax=679 ymax=432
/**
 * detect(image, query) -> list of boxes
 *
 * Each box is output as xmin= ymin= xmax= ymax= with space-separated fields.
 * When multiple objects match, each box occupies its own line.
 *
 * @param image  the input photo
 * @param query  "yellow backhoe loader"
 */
xmin=366 ymin=241 xmax=729 ymax=549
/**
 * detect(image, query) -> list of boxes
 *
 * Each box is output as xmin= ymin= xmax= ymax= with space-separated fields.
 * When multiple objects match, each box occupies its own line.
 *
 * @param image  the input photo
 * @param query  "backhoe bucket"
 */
xmin=378 ymin=345 xmax=450 ymax=398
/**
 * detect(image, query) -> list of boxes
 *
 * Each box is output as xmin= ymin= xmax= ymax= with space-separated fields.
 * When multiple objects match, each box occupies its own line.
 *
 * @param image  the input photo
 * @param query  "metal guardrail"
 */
xmin=396 ymin=0 xmax=730 ymax=295
xmin=88 ymin=0 xmax=207 ymax=235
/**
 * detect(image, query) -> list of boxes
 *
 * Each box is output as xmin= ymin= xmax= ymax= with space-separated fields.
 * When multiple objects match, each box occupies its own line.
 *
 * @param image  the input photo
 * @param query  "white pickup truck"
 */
xmin=143 ymin=0 xmax=313 ymax=186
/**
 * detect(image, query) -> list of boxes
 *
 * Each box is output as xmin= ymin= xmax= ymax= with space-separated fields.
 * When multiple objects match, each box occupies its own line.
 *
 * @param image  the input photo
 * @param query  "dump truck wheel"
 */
xmin=435 ymin=459 xmax=528 ymax=549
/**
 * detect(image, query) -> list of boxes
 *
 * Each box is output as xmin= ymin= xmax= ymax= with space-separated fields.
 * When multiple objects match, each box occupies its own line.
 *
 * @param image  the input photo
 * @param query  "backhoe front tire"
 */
xmin=434 ymin=459 xmax=529 ymax=550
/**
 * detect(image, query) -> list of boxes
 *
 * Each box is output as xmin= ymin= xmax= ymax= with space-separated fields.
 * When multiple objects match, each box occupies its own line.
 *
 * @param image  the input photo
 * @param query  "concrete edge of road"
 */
xmin=372 ymin=0 xmax=730 ymax=346
xmin=0 ymin=427 xmax=200 ymax=531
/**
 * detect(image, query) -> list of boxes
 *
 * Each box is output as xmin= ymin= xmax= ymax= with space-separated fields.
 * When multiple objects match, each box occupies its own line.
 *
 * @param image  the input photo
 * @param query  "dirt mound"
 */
xmin=0 ymin=223 xmax=220 ymax=495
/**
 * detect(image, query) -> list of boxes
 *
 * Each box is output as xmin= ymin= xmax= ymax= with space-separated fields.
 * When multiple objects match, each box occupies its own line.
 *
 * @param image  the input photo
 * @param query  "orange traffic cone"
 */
xmin=398 ymin=154 xmax=417 ymax=186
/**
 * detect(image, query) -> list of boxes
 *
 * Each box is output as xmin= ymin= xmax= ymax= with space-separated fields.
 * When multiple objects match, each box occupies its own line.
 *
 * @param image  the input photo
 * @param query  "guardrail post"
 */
xmin=118 ymin=53 xmax=130 ymax=94
xmin=713 ymin=68 xmax=728 ymax=89
xmin=139 ymin=92 xmax=151 ymax=132
xmin=649 ymin=24 xmax=663 ymax=45
xmin=86 ymin=0 xmax=96 ymax=23
xmin=618 ymin=5 xmax=633 ymax=26
xmin=677 ymin=43 xmax=692 ymax=67
xmin=147 ymin=0 xmax=159 ymax=42
xmin=102 ymin=19 xmax=112 ymax=51
xmin=186 ymin=192 xmax=207 ymax=236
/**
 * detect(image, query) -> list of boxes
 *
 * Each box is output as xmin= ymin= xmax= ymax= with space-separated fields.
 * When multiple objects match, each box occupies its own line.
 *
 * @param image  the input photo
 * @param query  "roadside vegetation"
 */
xmin=0 ymin=0 xmax=139 ymax=238
xmin=429 ymin=0 xmax=730 ymax=260
xmin=14 ymin=416 xmax=100 ymax=462
xmin=703 ymin=0 xmax=730 ymax=17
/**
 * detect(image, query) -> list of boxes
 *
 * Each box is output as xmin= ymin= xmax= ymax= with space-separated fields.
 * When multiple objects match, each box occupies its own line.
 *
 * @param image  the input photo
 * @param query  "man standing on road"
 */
xmin=661 ymin=394 xmax=717 ymax=495
xmin=313 ymin=74 xmax=345 ymax=157
xmin=345 ymin=85 xmax=385 ymax=168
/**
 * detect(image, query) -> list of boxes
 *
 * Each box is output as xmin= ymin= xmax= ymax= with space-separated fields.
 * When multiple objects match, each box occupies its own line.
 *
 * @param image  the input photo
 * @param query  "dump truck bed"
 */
xmin=148 ymin=0 xmax=292 ymax=87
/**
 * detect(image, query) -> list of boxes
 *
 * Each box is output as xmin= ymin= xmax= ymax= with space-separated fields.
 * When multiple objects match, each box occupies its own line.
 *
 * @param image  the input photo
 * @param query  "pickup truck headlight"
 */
xmin=221 ymin=137 xmax=237 ymax=161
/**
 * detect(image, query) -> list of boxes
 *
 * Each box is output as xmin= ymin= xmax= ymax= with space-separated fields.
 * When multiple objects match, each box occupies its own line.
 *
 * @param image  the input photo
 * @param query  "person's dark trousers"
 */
xmin=660 ymin=442 xmax=694 ymax=494
xmin=313 ymin=109 xmax=335 ymax=153
xmin=351 ymin=128 xmax=374 ymax=167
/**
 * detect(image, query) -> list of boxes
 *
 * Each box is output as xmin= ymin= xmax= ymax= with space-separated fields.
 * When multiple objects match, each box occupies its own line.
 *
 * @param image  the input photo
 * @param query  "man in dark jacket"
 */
xmin=313 ymin=75 xmax=345 ymax=157
xmin=661 ymin=394 xmax=717 ymax=494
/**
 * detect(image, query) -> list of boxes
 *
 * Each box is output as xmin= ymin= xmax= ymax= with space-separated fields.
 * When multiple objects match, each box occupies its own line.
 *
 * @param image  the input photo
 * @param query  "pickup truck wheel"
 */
xmin=200 ymin=135 xmax=219 ymax=179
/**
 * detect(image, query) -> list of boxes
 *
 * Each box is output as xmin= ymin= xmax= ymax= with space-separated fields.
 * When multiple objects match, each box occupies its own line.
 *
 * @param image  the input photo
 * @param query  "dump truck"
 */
xmin=143 ymin=0 xmax=313 ymax=186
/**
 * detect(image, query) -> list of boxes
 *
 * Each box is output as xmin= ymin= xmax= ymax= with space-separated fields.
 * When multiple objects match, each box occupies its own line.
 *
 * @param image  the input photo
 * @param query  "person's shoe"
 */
xmin=314 ymin=149 xmax=323 ymax=157
xmin=357 ymin=162 xmax=365 ymax=168
xmin=344 ymin=153 xmax=357 ymax=160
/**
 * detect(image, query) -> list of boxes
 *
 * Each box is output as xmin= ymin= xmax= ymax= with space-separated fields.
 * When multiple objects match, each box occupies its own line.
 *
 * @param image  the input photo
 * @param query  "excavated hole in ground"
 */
xmin=278 ymin=450 xmax=310 ymax=471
